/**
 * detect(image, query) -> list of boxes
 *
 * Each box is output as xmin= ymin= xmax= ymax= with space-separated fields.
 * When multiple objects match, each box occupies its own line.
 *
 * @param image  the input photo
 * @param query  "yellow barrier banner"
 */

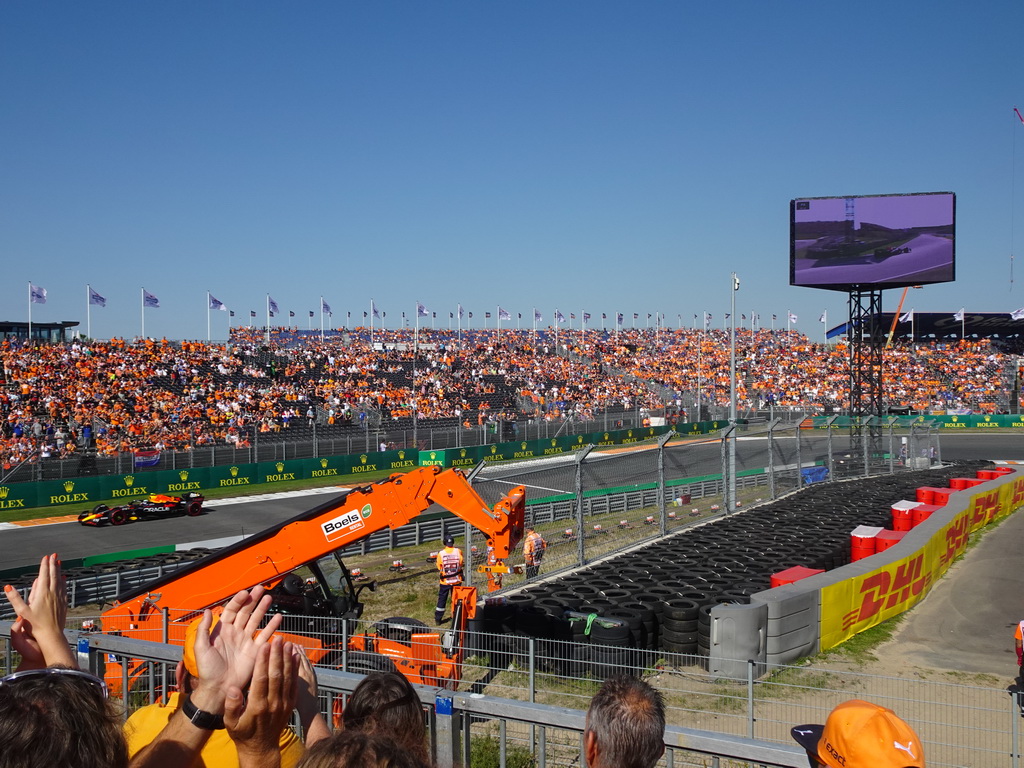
xmin=819 ymin=473 xmax=1024 ymax=650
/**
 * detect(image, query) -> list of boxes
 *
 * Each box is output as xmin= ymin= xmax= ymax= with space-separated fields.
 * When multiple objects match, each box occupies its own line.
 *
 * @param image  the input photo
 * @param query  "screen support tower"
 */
xmin=847 ymin=287 xmax=884 ymax=426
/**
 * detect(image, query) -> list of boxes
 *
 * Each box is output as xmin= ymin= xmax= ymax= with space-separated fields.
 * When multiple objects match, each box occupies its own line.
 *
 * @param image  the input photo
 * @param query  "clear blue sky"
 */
xmin=3 ymin=1 xmax=1022 ymax=341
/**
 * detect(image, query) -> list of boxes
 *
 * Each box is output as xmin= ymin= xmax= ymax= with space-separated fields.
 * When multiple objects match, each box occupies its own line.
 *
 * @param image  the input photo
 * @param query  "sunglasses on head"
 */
xmin=0 ymin=667 xmax=108 ymax=699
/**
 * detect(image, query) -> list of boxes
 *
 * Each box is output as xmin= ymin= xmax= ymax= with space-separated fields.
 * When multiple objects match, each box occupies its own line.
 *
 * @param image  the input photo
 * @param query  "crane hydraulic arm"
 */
xmin=103 ymin=466 xmax=525 ymax=630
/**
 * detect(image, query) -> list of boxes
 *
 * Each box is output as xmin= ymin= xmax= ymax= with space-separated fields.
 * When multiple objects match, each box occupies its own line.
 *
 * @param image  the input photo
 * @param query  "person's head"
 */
xmin=584 ymin=675 xmax=665 ymax=768
xmin=791 ymin=699 xmax=924 ymax=768
xmin=0 ymin=667 xmax=127 ymax=768
xmin=297 ymin=729 xmax=427 ymax=768
xmin=344 ymin=671 xmax=428 ymax=764
xmin=443 ymin=535 xmax=455 ymax=548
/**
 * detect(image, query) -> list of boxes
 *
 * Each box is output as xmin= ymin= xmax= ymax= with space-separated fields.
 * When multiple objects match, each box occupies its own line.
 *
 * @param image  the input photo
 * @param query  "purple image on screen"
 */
xmin=790 ymin=192 xmax=955 ymax=291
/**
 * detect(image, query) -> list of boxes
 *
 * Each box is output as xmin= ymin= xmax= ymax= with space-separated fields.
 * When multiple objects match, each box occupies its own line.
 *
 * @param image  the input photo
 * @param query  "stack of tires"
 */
xmin=483 ymin=463 xmax=990 ymax=671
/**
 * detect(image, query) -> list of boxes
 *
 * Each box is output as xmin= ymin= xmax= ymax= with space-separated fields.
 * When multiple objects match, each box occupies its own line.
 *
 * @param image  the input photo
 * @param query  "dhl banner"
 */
xmin=819 ymin=473 xmax=1024 ymax=649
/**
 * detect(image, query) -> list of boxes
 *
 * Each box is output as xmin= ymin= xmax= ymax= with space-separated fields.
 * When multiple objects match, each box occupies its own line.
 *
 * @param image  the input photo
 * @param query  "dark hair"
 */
xmin=0 ymin=668 xmax=127 ymax=768
xmin=585 ymin=675 xmax=665 ymax=768
xmin=343 ymin=672 xmax=430 ymax=765
xmin=297 ymin=729 xmax=428 ymax=768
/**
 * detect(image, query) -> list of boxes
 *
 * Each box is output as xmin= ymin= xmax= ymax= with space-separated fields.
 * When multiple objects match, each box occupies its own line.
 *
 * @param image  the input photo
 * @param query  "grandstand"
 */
xmin=0 ymin=325 xmax=1019 ymax=482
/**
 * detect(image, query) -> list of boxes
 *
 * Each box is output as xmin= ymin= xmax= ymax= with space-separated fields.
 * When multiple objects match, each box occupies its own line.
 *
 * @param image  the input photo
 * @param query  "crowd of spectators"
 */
xmin=0 ymin=326 xmax=1015 ymax=469
xmin=1 ymin=553 xmax=924 ymax=767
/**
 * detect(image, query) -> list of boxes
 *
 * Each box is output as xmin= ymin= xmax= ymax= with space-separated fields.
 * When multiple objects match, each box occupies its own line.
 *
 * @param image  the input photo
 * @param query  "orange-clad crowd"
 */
xmin=0 ymin=327 xmax=1013 ymax=468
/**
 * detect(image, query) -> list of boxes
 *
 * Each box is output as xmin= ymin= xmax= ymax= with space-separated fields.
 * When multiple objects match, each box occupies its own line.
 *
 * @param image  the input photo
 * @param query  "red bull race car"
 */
xmin=78 ymin=492 xmax=205 ymax=526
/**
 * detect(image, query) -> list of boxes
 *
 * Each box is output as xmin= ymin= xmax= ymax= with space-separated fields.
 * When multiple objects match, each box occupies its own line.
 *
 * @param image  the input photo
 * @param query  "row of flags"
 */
xmin=32 ymin=283 xmax=1024 ymax=328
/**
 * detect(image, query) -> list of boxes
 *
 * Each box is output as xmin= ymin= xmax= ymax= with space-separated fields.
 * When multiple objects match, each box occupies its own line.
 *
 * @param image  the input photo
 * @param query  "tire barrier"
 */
xmin=478 ymin=462 xmax=1000 ymax=676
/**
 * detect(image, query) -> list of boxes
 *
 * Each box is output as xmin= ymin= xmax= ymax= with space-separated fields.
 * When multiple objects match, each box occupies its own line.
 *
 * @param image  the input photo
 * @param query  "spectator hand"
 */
xmin=190 ymin=586 xmax=284 ymax=713
xmin=3 ymin=554 xmax=74 ymax=670
xmin=224 ymin=637 xmax=297 ymax=768
xmin=294 ymin=646 xmax=331 ymax=746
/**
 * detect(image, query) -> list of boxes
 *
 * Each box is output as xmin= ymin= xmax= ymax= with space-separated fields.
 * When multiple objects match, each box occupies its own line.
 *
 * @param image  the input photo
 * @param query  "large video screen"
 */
xmin=790 ymin=192 xmax=955 ymax=291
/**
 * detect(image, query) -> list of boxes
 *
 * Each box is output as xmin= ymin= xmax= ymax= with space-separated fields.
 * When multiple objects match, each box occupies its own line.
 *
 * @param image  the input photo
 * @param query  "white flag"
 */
xmin=953 ymin=308 xmax=965 ymax=321
xmin=371 ymin=300 xmax=381 ymax=319
xmin=498 ymin=307 xmax=511 ymax=321
xmin=457 ymin=304 xmax=465 ymax=320
xmin=899 ymin=309 xmax=914 ymax=323
xmin=321 ymin=298 xmax=332 ymax=315
xmin=1011 ymin=308 xmax=1024 ymax=321
xmin=209 ymin=294 xmax=226 ymax=311
xmin=416 ymin=302 xmax=429 ymax=318
xmin=534 ymin=308 xmax=542 ymax=322
xmin=143 ymin=290 xmax=160 ymax=308
xmin=89 ymin=287 xmax=106 ymax=307
xmin=818 ymin=312 xmax=827 ymax=323
xmin=788 ymin=312 xmax=798 ymax=324
xmin=30 ymin=283 xmax=47 ymax=304
xmin=268 ymin=296 xmax=280 ymax=315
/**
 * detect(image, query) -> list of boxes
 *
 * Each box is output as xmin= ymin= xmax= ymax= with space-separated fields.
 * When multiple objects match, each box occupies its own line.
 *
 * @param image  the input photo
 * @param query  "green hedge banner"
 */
xmin=804 ymin=415 xmax=1024 ymax=429
xmin=4 ymin=421 xmax=733 ymax=511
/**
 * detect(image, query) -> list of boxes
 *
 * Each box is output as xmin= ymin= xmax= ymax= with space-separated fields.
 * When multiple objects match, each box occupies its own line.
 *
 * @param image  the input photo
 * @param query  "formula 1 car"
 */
xmin=78 ymin=492 xmax=205 ymax=526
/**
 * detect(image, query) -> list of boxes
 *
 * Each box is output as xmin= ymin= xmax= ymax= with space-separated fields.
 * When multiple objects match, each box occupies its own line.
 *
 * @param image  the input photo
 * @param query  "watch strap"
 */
xmin=182 ymin=695 xmax=226 ymax=730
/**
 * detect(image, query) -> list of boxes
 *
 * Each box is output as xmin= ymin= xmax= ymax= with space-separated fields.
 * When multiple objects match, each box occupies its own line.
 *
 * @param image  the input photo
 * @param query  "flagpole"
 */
xmin=320 ymin=296 xmax=324 ymax=341
xmin=86 ymin=284 xmax=92 ymax=340
xmin=27 ymin=282 xmax=32 ymax=343
xmin=370 ymin=299 xmax=375 ymax=347
xmin=207 ymin=291 xmax=211 ymax=342
xmin=140 ymin=287 xmax=145 ymax=340
xmin=265 ymin=295 xmax=270 ymax=345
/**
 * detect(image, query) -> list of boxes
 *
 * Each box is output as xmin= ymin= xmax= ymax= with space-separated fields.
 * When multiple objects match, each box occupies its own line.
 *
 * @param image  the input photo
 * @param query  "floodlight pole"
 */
xmin=728 ymin=273 xmax=739 ymax=512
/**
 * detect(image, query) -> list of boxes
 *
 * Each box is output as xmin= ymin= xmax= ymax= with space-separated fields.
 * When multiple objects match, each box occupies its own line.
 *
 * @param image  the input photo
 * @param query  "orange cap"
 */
xmin=791 ymin=699 xmax=924 ymax=768
xmin=182 ymin=615 xmax=219 ymax=678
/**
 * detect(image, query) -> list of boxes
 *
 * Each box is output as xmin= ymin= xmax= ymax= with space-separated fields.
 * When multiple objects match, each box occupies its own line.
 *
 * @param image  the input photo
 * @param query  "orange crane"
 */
xmin=101 ymin=466 xmax=525 ymax=691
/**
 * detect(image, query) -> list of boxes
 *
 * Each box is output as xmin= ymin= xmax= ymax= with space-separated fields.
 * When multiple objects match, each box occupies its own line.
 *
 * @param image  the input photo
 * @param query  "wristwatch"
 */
xmin=181 ymin=696 xmax=225 ymax=730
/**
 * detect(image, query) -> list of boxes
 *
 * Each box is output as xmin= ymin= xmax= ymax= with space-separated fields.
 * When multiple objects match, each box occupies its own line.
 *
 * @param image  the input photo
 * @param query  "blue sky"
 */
xmin=3 ymin=1 xmax=1023 ymax=341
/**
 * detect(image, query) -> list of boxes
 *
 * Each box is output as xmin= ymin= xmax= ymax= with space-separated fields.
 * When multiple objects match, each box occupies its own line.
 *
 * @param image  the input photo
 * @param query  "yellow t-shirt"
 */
xmin=124 ymin=692 xmax=304 ymax=768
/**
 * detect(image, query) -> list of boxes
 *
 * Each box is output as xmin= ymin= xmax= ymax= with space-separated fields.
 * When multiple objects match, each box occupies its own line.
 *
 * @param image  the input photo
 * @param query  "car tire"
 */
xmin=186 ymin=502 xmax=202 ymax=517
xmin=110 ymin=509 xmax=128 ymax=526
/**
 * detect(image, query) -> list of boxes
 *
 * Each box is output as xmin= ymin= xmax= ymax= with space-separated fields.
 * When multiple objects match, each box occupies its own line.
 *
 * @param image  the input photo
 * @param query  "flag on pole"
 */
xmin=703 ymin=312 xmax=711 ymax=330
xmin=449 ymin=312 xmax=454 ymax=319
xmin=229 ymin=311 xmax=235 ymax=318
xmin=371 ymin=300 xmax=381 ymax=319
xmin=953 ymin=308 xmax=965 ymax=321
xmin=555 ymin=310 xmax=565 ymax=323
xmin=583 ymin=312 xmax=591 ymax=322
xmin=570 ymin=313 xmax=576 ymax=320
xmin=268 ymin=296 xmax=279 ymax=315
xmin=249 ymin=310 xmax=256 ymax=319
xmin=899 ymin=309 xmax=915 ymax=322
xmin=633 ymin=313 xmax=639 ymax=320
xmin=309 ymin=310 xmax=315 ymax=318
xmin=498 ymin=307 xmax=511 ymax=321
xmin=322 ymin=299 xmax=332 ymax=315
xmin=534 ymin=309 xmax=542 ymax=322
xmin=818 ymin=312 xmax=826 ymax=323
xmin=29 ymin=283 xmax=47 ymax=304
xmin=788 ymin=312 xmax=798 ymax=323
xmin=143 ymin=290 xmax=160 ymax=308
xmin=772 ymin=314 xmax=777 ymax=321
xmin=724 ymin=313 xmax=731 ymax=320
xmin=89 ymin=287 xmax=106 ymax=307
xmin=1011 ymin=307 xmax=1024 ymax=321
xmin=289 ymin=310 xmax=295 ymax=318
xmin=209 ymin=294 xmax=226 ymax=311
xmin=616 ymin=312 xmax=623 ymax=325
xmin=485 ymin=312 xmax=491 ymax=319
xmin=468 ymin=312 xmax=473 ymax=319
xmin=458 ymin=304 xmax=465 ymax=320
xmin=417 ymin=302 xmax=429 ymax=317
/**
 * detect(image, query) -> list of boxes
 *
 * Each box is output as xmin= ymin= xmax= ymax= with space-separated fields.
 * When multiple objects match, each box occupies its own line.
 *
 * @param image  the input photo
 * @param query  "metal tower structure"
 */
xmin=847 ymin=289 xmax=885 ymax=418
